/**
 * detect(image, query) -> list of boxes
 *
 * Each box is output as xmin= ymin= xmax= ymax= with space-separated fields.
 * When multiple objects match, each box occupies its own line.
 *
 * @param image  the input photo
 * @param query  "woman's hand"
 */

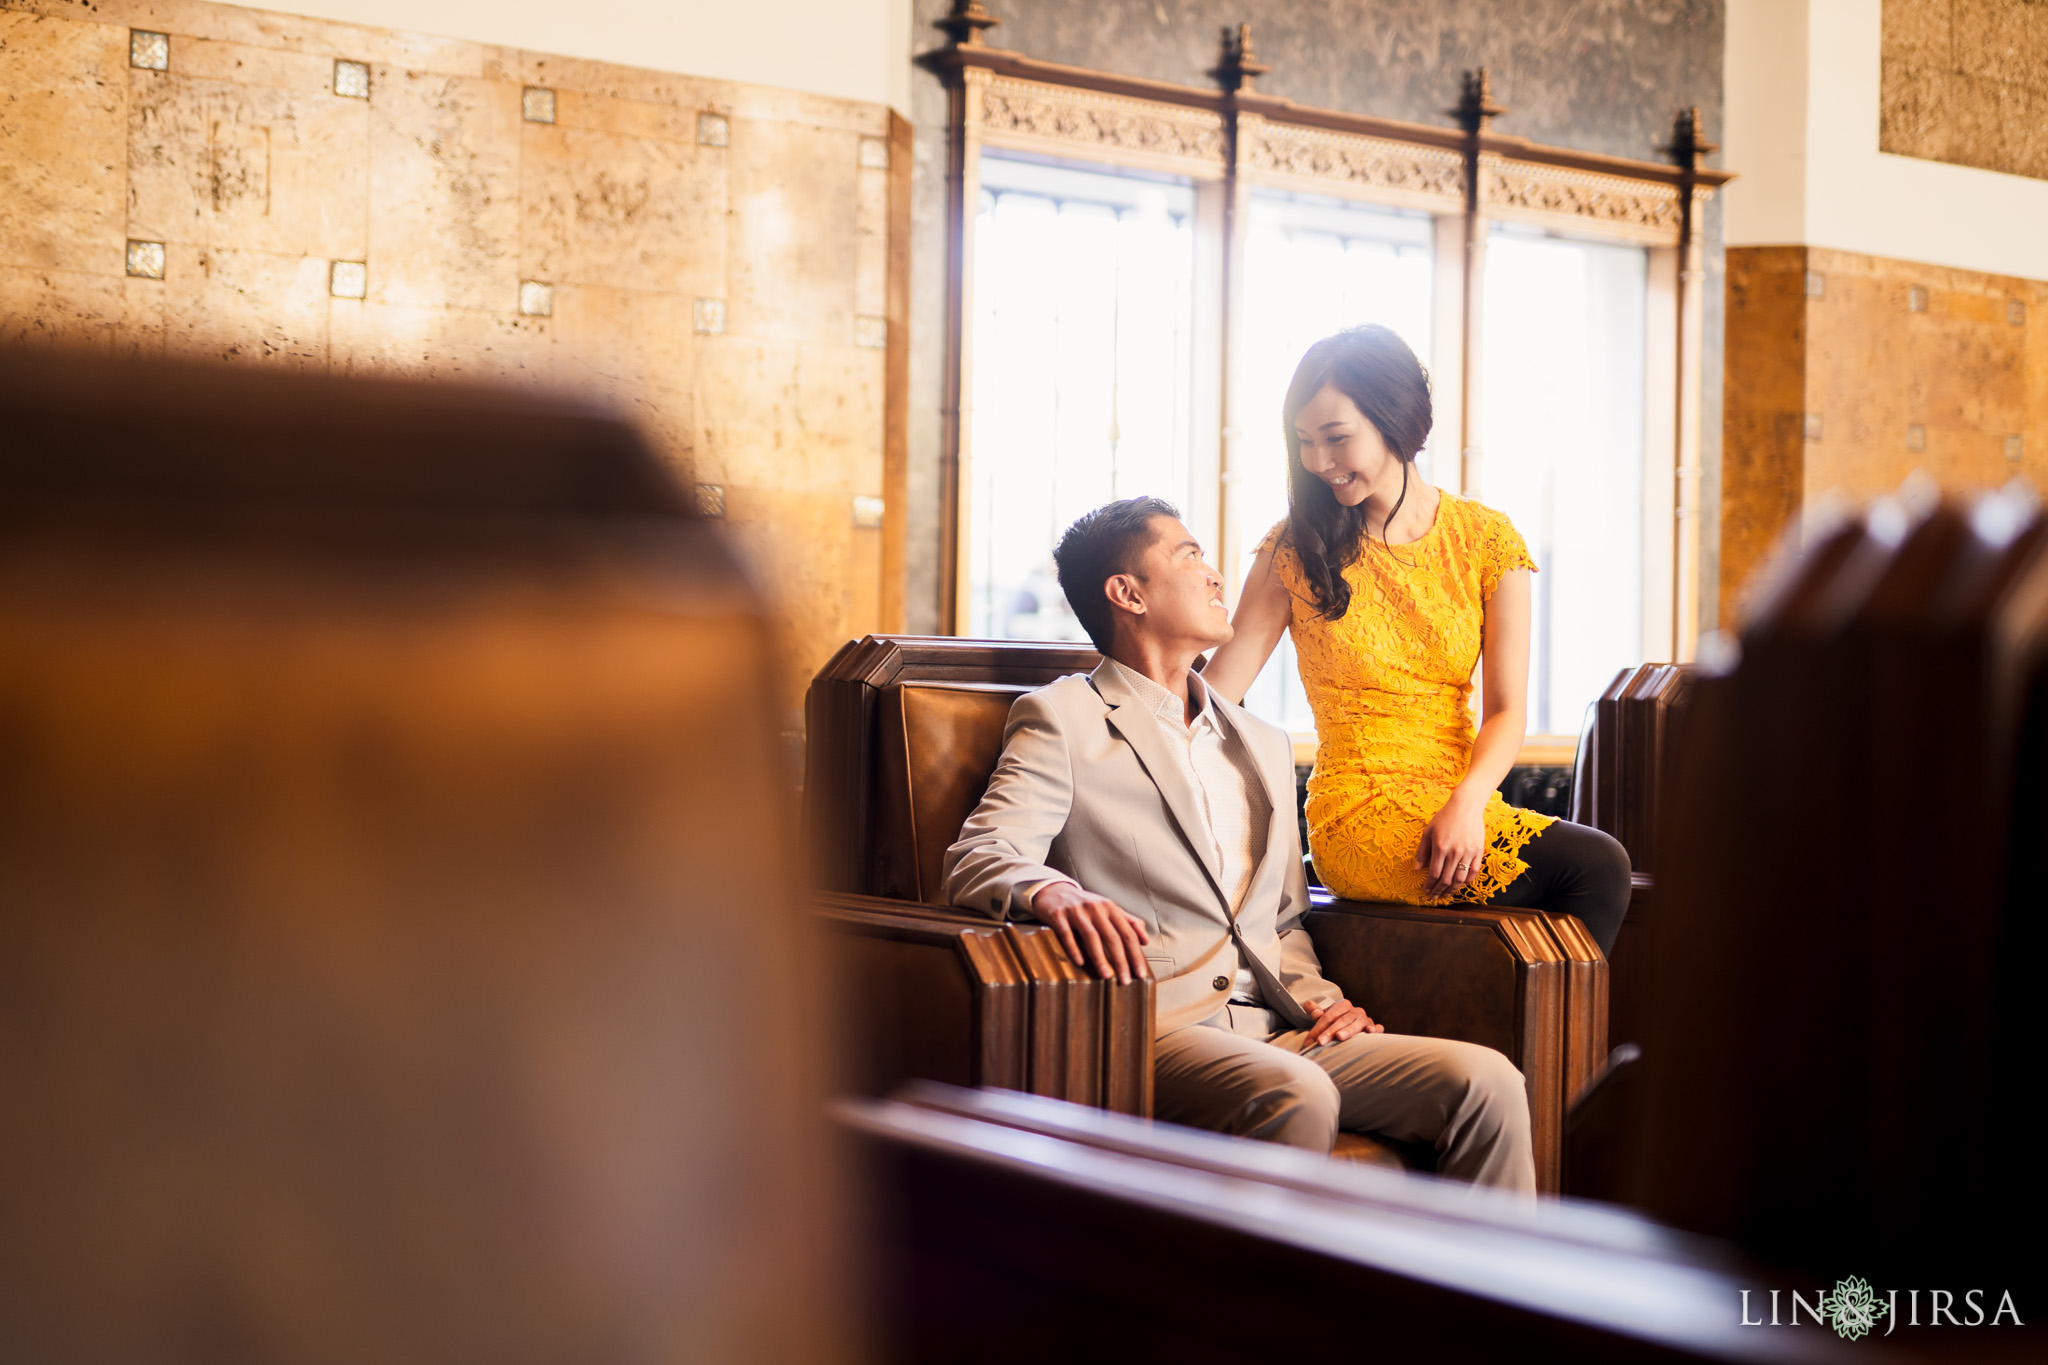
xmin=1415 ymin=790 xmax=1488 ymax=898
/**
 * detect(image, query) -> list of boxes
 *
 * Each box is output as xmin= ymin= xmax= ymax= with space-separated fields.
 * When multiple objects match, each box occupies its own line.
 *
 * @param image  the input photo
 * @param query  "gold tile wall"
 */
xmin=1881 ymin=0 xmax=2048 ymax=183
xmin=1721 ymin=244 xmax=2047 ymax=624
xmin=0 ymin=0 xmax=906 ymax=709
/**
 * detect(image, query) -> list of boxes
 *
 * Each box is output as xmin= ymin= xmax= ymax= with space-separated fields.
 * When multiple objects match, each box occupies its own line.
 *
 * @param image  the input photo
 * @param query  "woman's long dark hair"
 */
xmin=1282 ymin=325 xmax=1435 ymax=621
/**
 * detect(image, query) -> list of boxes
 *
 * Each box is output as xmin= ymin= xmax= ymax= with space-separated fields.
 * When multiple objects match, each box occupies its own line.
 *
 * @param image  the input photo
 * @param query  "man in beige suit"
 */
xmin=943 ymin=497 xmax=1534 ymax=1192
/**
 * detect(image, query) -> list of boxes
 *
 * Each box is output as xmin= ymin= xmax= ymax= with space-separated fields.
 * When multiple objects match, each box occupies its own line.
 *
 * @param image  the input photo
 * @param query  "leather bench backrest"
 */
xmin=874 ymin=682 xmax=1031 ymax=903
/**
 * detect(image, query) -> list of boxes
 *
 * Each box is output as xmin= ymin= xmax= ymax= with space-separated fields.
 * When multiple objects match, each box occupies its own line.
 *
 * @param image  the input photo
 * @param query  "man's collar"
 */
xmin=1101 ymin=656 xmax=1209 ymax=728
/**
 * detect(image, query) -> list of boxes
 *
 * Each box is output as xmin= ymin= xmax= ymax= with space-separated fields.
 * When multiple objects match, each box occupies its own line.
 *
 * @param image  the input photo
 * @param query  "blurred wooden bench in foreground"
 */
xmin=0 ymin=349 xmax=845 ymax=1363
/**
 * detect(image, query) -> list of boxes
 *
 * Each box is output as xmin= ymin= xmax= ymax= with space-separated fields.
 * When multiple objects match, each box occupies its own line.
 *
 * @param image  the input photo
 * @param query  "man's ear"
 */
xmin=1102 ymin=572 xmax=1145 ymax=619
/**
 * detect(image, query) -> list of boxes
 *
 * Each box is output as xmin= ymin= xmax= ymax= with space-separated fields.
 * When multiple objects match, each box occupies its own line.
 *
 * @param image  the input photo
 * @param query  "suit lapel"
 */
xmin=1089 ymin=662 xmax=1231 ymax=918
xmin=1212 ymin=694 xmax=1297 ymax=891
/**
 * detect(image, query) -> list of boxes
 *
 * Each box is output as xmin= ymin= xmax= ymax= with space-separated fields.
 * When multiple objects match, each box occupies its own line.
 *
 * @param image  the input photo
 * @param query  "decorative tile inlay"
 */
xmin=859 ymin=136 xmax=890 ymax=170
xmin=333 ymin=60 xmax=370 ymax=100
xmin=329 ymin=260 xmax=367 ymax=299
xmin=2008 ymin=435 xmax=2026 ymax=462
xmin=694 ymin=483 xmax=726 ymax=518
xmin=693 ymin=297 xmax=726 ymax=335
xmin=1906 ymin=423 xmax=1927 ymax=452
xmin=697 ymin=113 xmax=730 ymax=147
xmin=1805 ymin=271 xmax=1826 ymax=298
xmin=129 ymin=30 xmax=168 ymax=71
xmin=1804 ymin=412 xmax=1824 ymax=441
xmin=2010 ymin=300 xmax=2027 ymax=326
xmin=522 ymin=87 xmax=556 ymax=125
xmin=851 ymin=495 xmax=885 ymax=529
xmin=1908 ymin=285 xmax=1928 ymax=313
xmin=518 ymin=281 xmax=553 ymax=317
xmin=855 ymin=315 xmax=887 ymax=349
xmin=125 ymin=240 xmax=165 ymax=279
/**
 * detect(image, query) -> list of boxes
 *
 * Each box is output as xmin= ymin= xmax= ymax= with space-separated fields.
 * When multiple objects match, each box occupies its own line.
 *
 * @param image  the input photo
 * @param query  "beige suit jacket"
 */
xmin=941 ymin=660 xmax=1342 ymax=1037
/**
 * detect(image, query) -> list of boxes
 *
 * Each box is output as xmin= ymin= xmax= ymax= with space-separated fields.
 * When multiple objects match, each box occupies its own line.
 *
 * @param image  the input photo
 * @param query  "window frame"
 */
xmin=932 ymin=23 xmax=1729 ymax=733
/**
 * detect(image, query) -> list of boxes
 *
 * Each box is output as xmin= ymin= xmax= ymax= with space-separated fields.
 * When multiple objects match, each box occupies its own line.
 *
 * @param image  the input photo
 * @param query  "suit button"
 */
xmin=1212 ymin=975 xmax=1229 ymax=991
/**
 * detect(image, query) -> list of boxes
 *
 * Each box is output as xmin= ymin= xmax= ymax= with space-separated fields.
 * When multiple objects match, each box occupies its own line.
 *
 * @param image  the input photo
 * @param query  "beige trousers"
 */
xmin=1153 ymin=1003 xmax=1536 ymax=1195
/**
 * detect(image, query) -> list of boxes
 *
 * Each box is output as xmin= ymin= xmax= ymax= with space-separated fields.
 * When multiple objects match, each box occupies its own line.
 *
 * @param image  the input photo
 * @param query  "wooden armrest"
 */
xmin=818 ymin=892 xmax=1028 ymax=1096
xmin=815 ymin=892 xmax=1152 ymax=1116
xmin=1304 ymin=892 xmax=1605 ymax=1193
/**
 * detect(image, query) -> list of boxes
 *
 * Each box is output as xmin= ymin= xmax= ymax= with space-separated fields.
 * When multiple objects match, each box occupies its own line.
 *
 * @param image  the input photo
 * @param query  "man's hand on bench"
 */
xmin=1030 ymin=882 xmax=1152 ymax=985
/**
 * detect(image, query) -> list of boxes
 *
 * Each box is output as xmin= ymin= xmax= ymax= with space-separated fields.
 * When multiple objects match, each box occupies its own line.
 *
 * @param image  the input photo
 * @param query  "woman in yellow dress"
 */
xmin=1205 ymin=325 xmax=1629 ymax=954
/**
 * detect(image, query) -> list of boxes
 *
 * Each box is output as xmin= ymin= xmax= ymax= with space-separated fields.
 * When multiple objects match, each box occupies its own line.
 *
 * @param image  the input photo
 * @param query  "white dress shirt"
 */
xmin=1034 ymin=658 xmax=1274 ymax=1002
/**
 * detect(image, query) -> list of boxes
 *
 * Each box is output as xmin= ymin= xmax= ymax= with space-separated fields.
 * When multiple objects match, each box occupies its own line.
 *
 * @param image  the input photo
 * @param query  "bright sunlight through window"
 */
xmin=968 ymin=156 xmax=1195 ymax=641
xmin=1235 ymin=193 xmax=1434 ymax=734
xmin=1481 ymin=226 xmax=1647 ymax=736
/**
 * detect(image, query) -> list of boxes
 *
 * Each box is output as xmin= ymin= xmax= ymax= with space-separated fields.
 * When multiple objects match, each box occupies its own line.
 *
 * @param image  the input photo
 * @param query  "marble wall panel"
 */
xmin=518 ymin=117 xmax=724 ymax=299
xmin=0 ymin=12 xmax=129 ymax=275
xmin=1719 ymin=247 xmax=1806 ymax=627
xmin=855 ymin=156 xmax=888 ymax=321
xmin=327 ymin=300 xmax=552 ymax=386
xmin=160 ymin=243 xmax=330 ymax=368
xmin=1802 ymin=247 xmax=2041 ymax=497
xmin=728 ymin=118 xmax=860 ymax=347
xmin=1952 ymin=0 xmax=2048 ymax=81
xmin=1881 ymin=0 xmax=1954 ymax=66
xmin=721 ymin=486 xmax=881 ymax=693
xmin=6 ymin=0 xmax=488 ymax=76
xmin=1882 ymin=0 xmax=2048 ymax=182
xmin=127 ymin=60 xmax=371 ymax=260
xmin=622 ymin=385 xmax=698 ymax=480
xmin=367 ymin=67 xmax=519 ymax=312
xmin=497 ymin=48 xmax=888 ymax=136
xmin=693 ymin=340 xmax=884 ymax=496
xmin=548 ymin=284 xmax=698 ymax=408
xmin=0 ymin=266 xmax=164 ymax=355
xmin=0 ymin=0 xmax=902 ymax=708
xmin=1722 ymin=243 xmax=2048 ymax=623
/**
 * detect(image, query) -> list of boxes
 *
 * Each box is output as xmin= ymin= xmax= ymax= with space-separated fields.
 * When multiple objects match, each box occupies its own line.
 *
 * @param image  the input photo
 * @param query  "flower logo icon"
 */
xmin=1820 ymin=1276 xmax=1882 ymax=1341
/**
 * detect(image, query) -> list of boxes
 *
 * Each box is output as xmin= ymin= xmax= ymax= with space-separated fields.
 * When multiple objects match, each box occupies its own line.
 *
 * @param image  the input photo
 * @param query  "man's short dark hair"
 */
xmin=1054 ymin=496 xmax=1181 ymax=653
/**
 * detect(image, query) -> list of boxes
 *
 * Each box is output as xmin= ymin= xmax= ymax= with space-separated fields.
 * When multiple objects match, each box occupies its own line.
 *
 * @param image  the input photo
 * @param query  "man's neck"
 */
xmin=1108 ymin=636 xmax=1204 ymax=725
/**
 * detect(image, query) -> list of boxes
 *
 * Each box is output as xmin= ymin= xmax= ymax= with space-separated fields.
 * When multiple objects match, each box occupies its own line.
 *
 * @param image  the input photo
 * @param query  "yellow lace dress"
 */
xmin=1261 ymin=490 xmax=1553 ymax=905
